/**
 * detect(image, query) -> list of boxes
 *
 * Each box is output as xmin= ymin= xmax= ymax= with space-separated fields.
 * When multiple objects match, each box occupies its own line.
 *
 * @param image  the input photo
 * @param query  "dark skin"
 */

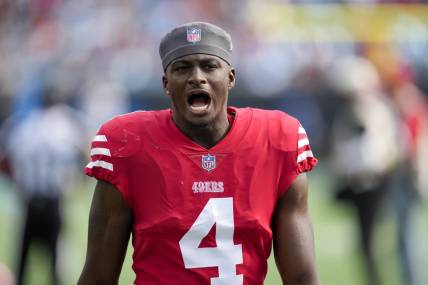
xmin=78 ymin=180 xmax=133 ymax=285
xmin=273 ymin=174 xmax=321 ymax=285
xmin=162 ymin=54 xmax=235 ymax=149
xmin=78 ymin=53 xmax=320 ymax=285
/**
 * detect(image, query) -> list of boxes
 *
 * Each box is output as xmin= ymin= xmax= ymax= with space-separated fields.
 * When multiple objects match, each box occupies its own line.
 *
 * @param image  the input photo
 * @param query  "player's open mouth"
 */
xmin=187 ymin=91 xmax=211 ymax=114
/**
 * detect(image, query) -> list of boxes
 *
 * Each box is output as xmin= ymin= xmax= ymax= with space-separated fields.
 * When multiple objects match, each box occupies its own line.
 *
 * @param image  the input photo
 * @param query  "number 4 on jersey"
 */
xmin=179 ymin=197 xmax=243 ymax=285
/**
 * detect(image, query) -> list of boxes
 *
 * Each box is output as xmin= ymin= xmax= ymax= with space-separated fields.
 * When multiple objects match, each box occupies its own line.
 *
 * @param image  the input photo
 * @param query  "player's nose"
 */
xmin=188 ymin=67 xmax=207 ymax=86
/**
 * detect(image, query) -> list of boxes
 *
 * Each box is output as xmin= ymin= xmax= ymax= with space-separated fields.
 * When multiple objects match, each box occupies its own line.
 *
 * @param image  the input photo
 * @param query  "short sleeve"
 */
xmin=296 ymin=123 xmax=318 ymax=174
xmin=84 ymin=119 xmax=135 ymax=208
xmin=277 ymin=118 xmax=318 ymax=197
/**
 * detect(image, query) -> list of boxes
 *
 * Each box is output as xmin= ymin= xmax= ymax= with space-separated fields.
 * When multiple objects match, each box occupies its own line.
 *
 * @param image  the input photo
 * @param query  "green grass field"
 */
xmin=1 ymin=165 xmax=427 ymax=285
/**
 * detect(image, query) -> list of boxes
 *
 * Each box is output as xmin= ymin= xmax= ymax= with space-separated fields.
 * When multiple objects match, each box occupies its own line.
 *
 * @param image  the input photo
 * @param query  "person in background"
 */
xmin=367 ymin=46 xmax=428 ymax=285
xmin=327 ymin=55 xmax=402 ymax=285
xmin=1 ymin=86 xmax=84 ymax=285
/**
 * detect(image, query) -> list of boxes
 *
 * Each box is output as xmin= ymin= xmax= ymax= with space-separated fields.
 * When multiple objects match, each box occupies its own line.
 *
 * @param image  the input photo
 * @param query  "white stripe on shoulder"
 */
xmin=298 ymin=138 xmax=310 ymax=148
xmin=93 ymin=135 xmax=107 ymax=142
xmin=90 ymin=148 xmax=111 ymax=156
xmin=298 ymin=126 xmax=306 ymax=134
xmin=297 ymin=150 xmax=313 ymax=163
xmin=86 ymin=160 xmax=113 ymax=171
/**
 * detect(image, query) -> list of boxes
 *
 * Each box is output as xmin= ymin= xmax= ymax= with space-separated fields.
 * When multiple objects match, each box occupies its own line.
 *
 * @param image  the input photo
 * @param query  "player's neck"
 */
xmin=174 ymin=114 xmax=230 ymax=149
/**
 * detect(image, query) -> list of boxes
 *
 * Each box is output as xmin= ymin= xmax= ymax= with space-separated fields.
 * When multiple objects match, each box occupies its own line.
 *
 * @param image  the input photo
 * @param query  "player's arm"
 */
xmin=273 ymin=173 xmax=321 ymax=285
xmin=78 ymin=180 xmax=133 ymax=285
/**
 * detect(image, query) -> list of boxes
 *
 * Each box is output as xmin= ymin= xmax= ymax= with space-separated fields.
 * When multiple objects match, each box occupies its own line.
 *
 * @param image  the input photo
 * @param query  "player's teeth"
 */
xmin=190 ymin=104 xmax=208 ymax=111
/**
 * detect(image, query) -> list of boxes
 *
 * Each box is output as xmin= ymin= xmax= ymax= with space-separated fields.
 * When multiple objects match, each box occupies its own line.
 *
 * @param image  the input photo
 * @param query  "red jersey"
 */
xmin=85 ymin=107 xmax=317 ymax=285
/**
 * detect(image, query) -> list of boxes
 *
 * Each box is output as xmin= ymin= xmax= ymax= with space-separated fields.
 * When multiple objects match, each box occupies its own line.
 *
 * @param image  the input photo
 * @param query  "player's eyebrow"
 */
xmin=200 ymin=58 xmax=221 ymax=65
xmin=173 ymin=56 xmax=222 ymax=66
xmin=172 ymin=59 xmax=192 ymax=66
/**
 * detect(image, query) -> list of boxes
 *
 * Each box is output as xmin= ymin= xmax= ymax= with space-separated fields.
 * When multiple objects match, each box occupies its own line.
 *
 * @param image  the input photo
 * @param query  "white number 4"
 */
xmin=179 ymin=197 xmax=243 ymax=285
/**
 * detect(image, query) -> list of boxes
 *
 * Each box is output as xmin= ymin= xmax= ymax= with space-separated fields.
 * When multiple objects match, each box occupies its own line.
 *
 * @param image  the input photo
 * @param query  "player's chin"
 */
xmin=185 ymin=113 xmax=215 ymax=128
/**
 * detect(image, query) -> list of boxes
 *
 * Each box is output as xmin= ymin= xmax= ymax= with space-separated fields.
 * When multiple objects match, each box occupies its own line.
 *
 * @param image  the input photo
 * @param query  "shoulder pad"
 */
xmin=95 ymin=113 xmax=142 ymax=158
xmin=257 ymin=109 xmax=299 ymax=152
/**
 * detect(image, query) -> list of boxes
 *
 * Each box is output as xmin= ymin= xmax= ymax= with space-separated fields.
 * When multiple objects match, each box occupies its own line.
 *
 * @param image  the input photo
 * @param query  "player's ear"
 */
xmin=228 ymin=67 xmax=236 ymax=90
xmin=162 ymin=75 xmax=170 ymax=96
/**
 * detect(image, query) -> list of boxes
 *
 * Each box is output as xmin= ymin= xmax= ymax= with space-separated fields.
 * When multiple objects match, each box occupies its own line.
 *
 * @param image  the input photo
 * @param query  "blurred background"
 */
xmin=0 ymin=0 xmax=428 ymax=284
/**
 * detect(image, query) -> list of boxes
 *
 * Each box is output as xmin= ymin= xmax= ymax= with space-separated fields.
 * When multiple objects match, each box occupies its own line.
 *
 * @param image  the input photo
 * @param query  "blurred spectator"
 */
xmin=367 ymin=45 xmax=428 ymax=285
xmin=79 ymin=76 xmax=130 ymax=133
xmin=1 ymin=0 xmax=427 ymax=104
xmin=327 ymin=55 xmax=402 ymax=285
xmin=390 ymin=82 xmax=428 ymax=285
xmin=1 ymin=87 xmax=84 ymax=285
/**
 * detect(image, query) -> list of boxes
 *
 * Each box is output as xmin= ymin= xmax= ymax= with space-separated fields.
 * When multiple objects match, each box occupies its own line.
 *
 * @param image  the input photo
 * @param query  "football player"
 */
xmin=78 ymin=22 xmax=320 ymax=285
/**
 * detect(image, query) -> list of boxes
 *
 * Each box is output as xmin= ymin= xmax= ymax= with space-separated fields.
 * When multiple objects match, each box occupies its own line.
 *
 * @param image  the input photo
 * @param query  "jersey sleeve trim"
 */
xmin=296 ymin=124 xmax=318 ymax=174
xmin=277 ymin=120 xmax=318 ymax=198
xmin=84 ymin=130 xmax=132 ymax=208
xmin=86 ymin=160 xmax=113 ymax=171
xmin=90 ymin=147 xmax=111 ymax=156
xmin=86 ymin=134 xmax=114 ymax=172
xmin=93 ymin=135 xmax=107 ymax=142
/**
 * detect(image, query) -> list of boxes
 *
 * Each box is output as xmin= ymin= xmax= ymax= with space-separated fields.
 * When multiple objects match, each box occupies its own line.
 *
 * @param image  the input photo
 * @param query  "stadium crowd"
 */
xmin=1 ymin=0 xmax=428 ymax=123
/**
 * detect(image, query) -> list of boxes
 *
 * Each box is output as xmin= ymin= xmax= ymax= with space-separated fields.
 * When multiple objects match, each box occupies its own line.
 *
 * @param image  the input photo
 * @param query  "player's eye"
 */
xmin=203 ymin=63 xmax=218 ymax=70
xmin=174 ymin=65 xmax=189 ymax=72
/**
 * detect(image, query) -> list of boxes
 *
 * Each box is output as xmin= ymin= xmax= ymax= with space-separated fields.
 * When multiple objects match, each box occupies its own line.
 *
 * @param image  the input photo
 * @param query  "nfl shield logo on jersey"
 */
xmin=201 ymin=154 xmax=216 ymax=171
xmin=187 ymin=27 xmax=201 ymax=43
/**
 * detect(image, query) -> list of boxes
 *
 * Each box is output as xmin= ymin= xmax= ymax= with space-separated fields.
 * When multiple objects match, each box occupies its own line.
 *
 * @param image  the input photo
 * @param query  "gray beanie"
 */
xmin=159 ymin=22 xmax=233 ymax=70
